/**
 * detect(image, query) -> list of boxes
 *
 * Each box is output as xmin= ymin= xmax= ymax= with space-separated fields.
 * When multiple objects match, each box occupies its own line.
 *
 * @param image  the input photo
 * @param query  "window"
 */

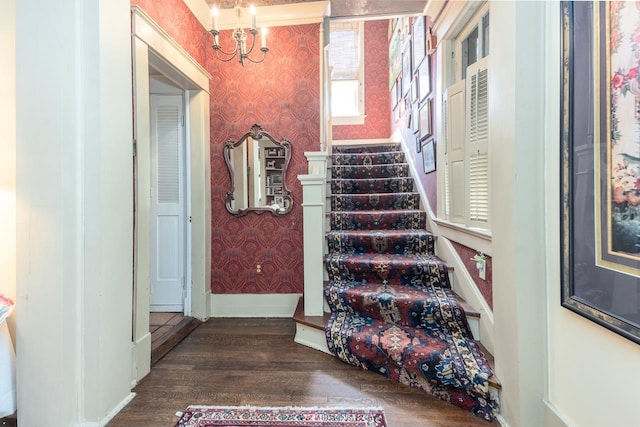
xmin=329 ymin=21 xmax=365 ymax=124
xmin=441 ymin=7 xmax=490 ymax=231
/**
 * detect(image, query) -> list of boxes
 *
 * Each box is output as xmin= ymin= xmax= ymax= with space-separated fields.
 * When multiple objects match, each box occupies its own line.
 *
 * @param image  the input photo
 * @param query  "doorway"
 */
xmin=131 ymin=6 xmax=212 ymax=385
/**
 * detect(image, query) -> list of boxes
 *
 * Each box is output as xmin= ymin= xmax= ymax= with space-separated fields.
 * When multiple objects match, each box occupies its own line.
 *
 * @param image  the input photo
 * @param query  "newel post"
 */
xmin=298 ymin=151 xmax=329 ymax=316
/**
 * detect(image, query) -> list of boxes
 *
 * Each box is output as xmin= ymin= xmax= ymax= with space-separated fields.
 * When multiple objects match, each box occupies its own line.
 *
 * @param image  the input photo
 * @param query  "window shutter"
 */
xmin=444 ymin=80 xmax=466 ymax=224
xmin=442 ymin=97 xmax=450 ymax=219
xmin=465 ymin=56 xmax=489 ymax=227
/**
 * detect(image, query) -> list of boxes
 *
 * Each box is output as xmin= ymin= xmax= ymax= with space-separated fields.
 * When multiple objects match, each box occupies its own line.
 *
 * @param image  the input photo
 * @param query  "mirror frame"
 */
xmin=223 ymin=123 xmax=293 ymax=216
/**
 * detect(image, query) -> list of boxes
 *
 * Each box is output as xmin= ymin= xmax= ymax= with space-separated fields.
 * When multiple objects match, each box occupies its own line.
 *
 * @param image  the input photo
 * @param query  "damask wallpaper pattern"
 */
xmin=131 ymin=0 xmax=210 ymax=67
xmin=332 ymin=20 xmax=391 ymax=141
xmin=132 ymin=0 xmax=320 ymax=294
xmin=208 ymin=25 xmax=320 ymax=294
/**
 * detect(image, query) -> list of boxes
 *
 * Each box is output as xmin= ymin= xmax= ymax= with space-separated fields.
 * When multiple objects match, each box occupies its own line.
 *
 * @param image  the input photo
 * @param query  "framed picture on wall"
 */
xmin=411 ymin=107 xmax=419 ymax=134
xmin=560 ymin=1 xmax=640 ymax=344
xmin=402 ymin=41 xmax=412 ymax=96
xmin=418 ymin=56 xmax=431 ymax=101
xmin=413 ymin=16 xmax=426 ymax=71
xmin=421 ymin=137 xmax=436 ymax=174
xmin=391 ymin=80 xmax=398 ymax=108
xmin=411 ymin=78 xmax=418 ymax=104
xmin=389 ymin=18 xmax=403 ymax=89
xmin=419 ymin=100 xmax=431 ymax=139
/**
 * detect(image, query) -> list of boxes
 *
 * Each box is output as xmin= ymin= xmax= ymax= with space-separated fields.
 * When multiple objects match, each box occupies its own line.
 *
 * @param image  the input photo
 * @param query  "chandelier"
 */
xmin=210 ymin=0 xmax=269 ymax=66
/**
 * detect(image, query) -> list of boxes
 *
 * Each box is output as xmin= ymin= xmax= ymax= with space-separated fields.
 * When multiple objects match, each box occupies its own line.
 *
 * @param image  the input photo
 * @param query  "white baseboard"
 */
xmin=542 ymin=400 xmax=570 ymax=427
xmin=131 ymin=332 xmax=151 ymax=386
xmin=294 ymin=323 xmax=331 ymax=355
xmin=209 ymin=293 xmax=301 ymax=317
xmin=99 ymin=392 xmax=136 ymax=427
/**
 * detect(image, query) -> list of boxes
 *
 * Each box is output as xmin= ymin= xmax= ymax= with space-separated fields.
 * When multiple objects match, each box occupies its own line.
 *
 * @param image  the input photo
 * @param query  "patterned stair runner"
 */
xmin=324 ymin=143 xmax=498 ymax=421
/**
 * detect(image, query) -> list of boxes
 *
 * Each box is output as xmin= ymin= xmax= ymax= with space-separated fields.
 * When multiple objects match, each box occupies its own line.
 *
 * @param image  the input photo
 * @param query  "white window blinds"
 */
xmin=329 ymin=22 xmax=361 ymax=80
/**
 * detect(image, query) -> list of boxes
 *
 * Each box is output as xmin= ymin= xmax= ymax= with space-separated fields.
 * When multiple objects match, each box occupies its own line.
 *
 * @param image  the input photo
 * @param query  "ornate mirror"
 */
xmin=224 ymin=124 xmax=293 ymax=216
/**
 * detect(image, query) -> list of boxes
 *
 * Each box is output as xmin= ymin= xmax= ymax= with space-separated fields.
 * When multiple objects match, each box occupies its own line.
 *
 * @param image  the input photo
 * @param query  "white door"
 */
xmin=150 ymin=94 xmax=185 ymax=312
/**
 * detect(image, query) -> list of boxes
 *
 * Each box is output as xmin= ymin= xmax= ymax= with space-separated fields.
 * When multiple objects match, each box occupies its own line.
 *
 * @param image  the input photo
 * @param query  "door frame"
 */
xmin=131 ymin=6 xmax=211 ymax=384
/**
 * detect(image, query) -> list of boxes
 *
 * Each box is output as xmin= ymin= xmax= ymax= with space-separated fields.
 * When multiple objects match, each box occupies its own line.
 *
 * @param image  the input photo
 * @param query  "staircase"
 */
xmin=306 ymin=142 xmax=499 ymax=421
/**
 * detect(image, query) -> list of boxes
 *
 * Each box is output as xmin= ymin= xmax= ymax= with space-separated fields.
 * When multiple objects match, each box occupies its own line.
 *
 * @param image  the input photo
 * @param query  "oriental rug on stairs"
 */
xmin=324 ymin=143 xmax=498 ymax=421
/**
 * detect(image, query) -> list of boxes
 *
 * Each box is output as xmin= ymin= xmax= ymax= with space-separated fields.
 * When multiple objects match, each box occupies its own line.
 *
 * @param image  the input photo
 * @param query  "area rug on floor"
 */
xmin=174 ymin=406 xmax=388 ymax=427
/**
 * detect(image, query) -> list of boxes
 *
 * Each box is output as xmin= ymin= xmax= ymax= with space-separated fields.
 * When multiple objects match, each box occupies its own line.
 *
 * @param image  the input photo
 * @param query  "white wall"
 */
xmin=543 ymin=3 xmax=640 ymax=427
xmin=490 ymin=2 xmax=546 ymax=426
xmin=15 ymin=0 xmax=134 ymax=424
xmin=0 ymin=0 xmax=16 ymax=343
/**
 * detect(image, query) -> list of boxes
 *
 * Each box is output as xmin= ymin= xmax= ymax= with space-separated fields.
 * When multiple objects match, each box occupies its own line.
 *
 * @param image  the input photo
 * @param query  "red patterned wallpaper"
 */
xmin=131 ymin=0 xmax=210 ymax=67
xmin=332 ymin=20 xmax=391 ymax=140
xmin=132 ymin=1 xmax=320 ymax=294
xmin=450 ymin=242 xmax=493 ymax=310
xmin=209 ymin=25 xmax=320 ymax=294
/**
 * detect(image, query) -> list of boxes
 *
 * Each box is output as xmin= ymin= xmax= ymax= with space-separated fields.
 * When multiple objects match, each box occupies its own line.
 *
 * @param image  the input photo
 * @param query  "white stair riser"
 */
xmin=294 ymin=323 xmax=331 ymax=354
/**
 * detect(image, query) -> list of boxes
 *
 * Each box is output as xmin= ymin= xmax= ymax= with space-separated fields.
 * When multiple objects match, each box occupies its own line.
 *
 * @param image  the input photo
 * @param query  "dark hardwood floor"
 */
xmin=108 ymin=318 xmax=498 ymax=427
xmin=150 ymin=312 xmax=201 ymax=366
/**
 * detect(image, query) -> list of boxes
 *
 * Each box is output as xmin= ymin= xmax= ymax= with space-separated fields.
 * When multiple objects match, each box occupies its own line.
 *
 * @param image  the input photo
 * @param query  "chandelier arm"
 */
xmin=242 ymin=47 xmax=269 ymax=64
xmin=214 ymin=48 xmax=242 ymax=62
xmin=245 ymin=29 xmax=258 ymax=56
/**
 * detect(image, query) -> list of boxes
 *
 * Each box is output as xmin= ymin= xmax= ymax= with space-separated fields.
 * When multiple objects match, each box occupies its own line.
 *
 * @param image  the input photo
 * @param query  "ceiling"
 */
xmin=206 ymin=0 xmax=427 ymax=19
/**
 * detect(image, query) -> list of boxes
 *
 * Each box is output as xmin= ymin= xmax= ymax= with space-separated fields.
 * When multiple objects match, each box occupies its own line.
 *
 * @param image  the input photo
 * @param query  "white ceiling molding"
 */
xmin=183 ymin=0 xmax=214 ymax=30
xmin=185 ymin=0 xmax=329 ymax=31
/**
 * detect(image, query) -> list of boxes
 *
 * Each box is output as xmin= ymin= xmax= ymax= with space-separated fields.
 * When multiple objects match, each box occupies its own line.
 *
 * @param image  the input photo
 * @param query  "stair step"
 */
xmin=326 ymin=253 xmax=452 ymax=287
xmin=332 ymin=163 xmax=411 ymax=179
xmin=333 ymin=143 xmax=402 ymax=154
xmin=331 ymin=177 xmax=415 ymax=194
xmin=330 ymin=210 xmax=426 ymax=231
xmin=326 ymin=229 xmax=435 ymax=255
xmin=325 ymin=280 xmax=473 ymax=333
xmin=331 ymin=193 xmax=421 ymax=211
xmin=292 ymin=297 xmax=499 ymax=390
xmin=332 ymin=151 xmax=406 ymax=165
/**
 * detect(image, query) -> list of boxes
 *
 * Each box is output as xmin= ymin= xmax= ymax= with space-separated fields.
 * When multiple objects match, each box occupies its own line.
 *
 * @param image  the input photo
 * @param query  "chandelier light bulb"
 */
xmin=261 ymin=27 xmax=268 ymax=49
xmin=211 ymin=6 xmax=219 ymax=32
xmin=250 ymin=5 xmax=256 ymax=31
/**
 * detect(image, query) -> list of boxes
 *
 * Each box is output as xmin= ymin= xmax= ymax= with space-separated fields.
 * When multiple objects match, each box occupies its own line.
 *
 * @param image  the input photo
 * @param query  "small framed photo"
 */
xmin=419 ymin=99 xmax=431 ymax=139
xmin=412 ymin=16 xmax=426 ymax=70
xmin=391 ymin=80 xmax=398 ymax=108
xmin=421 ymin=137 xmax=436 ymax=174
xmin=402 ymin=41 xmax=412 ymax=96
xmin=271 ymin=174 xmax=282 ymax=185
xmin=418 ymin=57 xmax=430 ymax=101
xmin=411 ymin=78 xmax=418 ymax=104
xmin=411 ymin=107 xmax=419 ymax=134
